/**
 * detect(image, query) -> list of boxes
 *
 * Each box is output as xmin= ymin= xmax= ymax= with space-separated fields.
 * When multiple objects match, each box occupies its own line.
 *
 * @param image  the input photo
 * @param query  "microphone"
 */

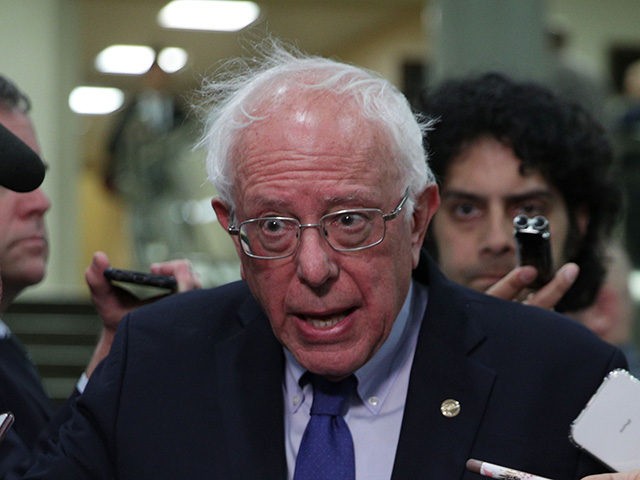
xmin=0 ymin=122 xmax=46 ymax=192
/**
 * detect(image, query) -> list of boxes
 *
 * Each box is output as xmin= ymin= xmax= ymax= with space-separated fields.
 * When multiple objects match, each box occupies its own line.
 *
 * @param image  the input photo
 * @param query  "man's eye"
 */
xmin=334 ymin=212 xmax=369 ymax=229
xmin=260 ymin=219 xmax=287 ymax=234
xmin=452 ymin=203 xmax=479 ymax=219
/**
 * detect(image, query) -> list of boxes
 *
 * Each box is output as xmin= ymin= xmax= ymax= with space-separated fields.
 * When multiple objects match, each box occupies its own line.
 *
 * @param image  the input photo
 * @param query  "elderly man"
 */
xmin=23 ymin=43 xmax=625 ymax=480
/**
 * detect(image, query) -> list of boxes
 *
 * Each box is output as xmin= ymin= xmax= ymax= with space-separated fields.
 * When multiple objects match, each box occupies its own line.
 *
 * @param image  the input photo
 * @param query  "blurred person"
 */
xmin=23 ymin=41 xmax=625 ymax=479
xmin=0 ymin=74 xmax=201 ymax=476
xmin=104 ymin=60 xmax=197 ymax=269
xmin=608 ymin=59 xmax=640 ymax=267
xmin=570 ymin=242 xmax=640 ymax=377
xmin=546 ymin=24 xmax=609 ymax=117
xmin=418 ymin=72 xmax=623 ymax=314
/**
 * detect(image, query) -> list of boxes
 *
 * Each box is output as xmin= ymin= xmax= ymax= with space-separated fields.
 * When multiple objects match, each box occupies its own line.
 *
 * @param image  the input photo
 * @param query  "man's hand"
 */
xmin=83 ymin=251 xmax=202 ymax=377
xmin=582 ymin=472 xmax=640 ymax=480
xmin=485 ymin=262 xmax=580 ymax=310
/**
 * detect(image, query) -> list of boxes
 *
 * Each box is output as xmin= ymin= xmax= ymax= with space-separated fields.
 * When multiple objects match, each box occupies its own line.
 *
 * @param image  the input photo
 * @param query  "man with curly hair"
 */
xmin=418 ymin=72 xmax=623 ymax=314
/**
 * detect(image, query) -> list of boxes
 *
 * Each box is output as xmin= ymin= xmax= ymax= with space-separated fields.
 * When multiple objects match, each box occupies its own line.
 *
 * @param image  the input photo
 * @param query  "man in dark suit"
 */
xmin=24 ymin=43 xmax=626 ymax=479
xmin=0 ymin=74 xmax=201 ymax=477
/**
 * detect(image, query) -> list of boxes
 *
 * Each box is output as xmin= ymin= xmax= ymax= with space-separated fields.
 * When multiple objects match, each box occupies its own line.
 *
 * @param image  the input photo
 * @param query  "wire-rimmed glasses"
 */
xmin=228 ymin=189 xmax=409 ymax=259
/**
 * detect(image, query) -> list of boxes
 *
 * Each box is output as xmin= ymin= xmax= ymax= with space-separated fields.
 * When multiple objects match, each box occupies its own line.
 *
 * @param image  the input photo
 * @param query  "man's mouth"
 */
xmin=299 ymin=308 xmax=356 ymax=329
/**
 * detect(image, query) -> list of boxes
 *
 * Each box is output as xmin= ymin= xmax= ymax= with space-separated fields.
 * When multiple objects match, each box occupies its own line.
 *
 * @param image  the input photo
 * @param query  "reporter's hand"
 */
xmin=83 ymin=251 xmax=202 ymax=377
xmin=582 ymin=471 xmax=640 ymax=480
xmin=485 ymin=262 xmax=579 ymax=310
xmin=149 ymin=257 xmax=203 ymax=293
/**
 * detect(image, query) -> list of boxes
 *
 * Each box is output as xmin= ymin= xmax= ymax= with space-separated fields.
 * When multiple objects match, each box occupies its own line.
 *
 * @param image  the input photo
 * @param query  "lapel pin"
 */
xmin=440 ymin=398 xmax=461 ymax=417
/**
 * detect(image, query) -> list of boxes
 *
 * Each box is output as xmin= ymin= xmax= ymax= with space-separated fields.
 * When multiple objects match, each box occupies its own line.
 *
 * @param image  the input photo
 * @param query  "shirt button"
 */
xmin=292 ymin=395 xmax=302 ymax=406
xmin=368 ymin=396 xmax=379 ymax=407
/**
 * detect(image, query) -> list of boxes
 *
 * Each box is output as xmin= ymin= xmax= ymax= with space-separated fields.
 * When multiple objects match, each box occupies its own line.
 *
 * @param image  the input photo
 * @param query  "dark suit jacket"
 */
xmin=0 ymin=335 xmax=54 ymax=477
xmin=0 ymin=336 xmax=53 ymax=447
xmin=24 ymin=256 xmax=627 ymax=479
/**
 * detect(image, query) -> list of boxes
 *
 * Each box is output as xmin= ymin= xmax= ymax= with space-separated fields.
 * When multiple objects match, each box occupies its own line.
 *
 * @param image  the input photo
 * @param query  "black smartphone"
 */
xmin=0 ymin=412 xmax=14 ymax=443
xmin=104 ymin=267 xmax=177 ymax=291
xmin=513 ymin=214 xmax=553 ymax=289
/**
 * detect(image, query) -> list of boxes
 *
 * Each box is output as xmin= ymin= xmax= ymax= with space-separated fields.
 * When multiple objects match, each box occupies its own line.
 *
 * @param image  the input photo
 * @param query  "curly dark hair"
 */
xmin=417 ymin=72 xmax=623 ymax=312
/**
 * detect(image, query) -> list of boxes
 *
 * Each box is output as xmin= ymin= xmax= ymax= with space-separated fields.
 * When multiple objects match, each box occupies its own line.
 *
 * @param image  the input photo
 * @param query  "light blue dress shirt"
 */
xmin=284 ymin=280 xmax=428 ymax=480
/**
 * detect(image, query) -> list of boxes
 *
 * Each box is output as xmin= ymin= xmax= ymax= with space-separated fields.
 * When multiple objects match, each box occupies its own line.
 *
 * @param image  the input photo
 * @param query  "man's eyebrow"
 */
xmin=439 ymin=190 xmax=483 ymax=201
xmin=504 ymin=189 xmax=554 ymax=203
xmin=440 ymin=188 xmax=554 ymax=203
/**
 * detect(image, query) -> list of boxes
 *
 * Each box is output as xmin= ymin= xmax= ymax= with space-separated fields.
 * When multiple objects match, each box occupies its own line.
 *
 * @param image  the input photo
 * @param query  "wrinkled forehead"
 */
xmin=235 ymin=74 xmax=391 ymax=150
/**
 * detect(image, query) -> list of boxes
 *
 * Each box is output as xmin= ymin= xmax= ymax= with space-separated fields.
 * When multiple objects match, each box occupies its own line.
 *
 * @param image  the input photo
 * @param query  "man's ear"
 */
xmin=410 ymin=184 xmax=440 ymax=268
xmin=212 ymin=198 xmax=246 ymax=279
xmin=212 ymin=198 xmax=231 ymax=231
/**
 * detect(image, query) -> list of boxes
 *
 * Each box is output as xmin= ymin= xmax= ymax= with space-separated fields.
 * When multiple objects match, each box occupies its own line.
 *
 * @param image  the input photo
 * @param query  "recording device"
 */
xmin=570 ymin=369 xmax=640 ymax=472
xmin=0 ymin=412 xmax=14 ymax=443
xmin=513 ymin=214 xmax=553 ymax=289
xmin=103 ymin=267 xmax=177 ymax=291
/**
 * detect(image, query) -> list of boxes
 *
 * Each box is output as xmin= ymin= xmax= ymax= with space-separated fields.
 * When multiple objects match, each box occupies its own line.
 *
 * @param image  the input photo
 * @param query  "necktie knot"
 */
xmin=309 ymin=374 xmax=356 ymax=417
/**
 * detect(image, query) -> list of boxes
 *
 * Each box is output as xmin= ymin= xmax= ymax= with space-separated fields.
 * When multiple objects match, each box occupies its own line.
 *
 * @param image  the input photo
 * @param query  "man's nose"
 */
xmin=295 ymin=226 xmax=339 ymax=288
xmin=481 ymin=213 xmax=515 ymax=255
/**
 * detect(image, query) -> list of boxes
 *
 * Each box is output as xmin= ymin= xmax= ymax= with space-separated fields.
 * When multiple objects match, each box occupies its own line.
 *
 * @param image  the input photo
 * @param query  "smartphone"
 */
xmin=103 ymin=267 xmax=177 ymax=291
xmin=0 ymin=412 xmax=14 ymax=443
xmin=570 ymin=369 xmax=640 ymax=472
xmin=513 ymin=214 xmax=553 ymax=289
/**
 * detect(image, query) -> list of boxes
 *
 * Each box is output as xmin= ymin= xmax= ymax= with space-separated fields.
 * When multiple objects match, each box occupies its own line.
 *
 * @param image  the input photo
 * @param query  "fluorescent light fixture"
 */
xmin=157 ymin=47 xmax=189 ymax=73
xmin=158 ymin=0 xmax=260 ymax=32
xmin=68 ymin=86 xmax=125 ymax=115
xmin=95 ymin=45 xmax=155 ymax=75
xmin=630 ymin=270 xmax=640 ymax=302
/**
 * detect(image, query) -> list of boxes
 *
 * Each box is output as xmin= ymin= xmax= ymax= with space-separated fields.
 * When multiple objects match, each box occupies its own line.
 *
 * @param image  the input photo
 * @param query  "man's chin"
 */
xmin=7 ymin=267 xmax=47 ymax=289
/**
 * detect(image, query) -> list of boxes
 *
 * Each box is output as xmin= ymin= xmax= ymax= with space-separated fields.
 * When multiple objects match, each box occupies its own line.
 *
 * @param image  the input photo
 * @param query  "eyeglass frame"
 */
xmin=227 ymin=188 xmax=410 ymax=260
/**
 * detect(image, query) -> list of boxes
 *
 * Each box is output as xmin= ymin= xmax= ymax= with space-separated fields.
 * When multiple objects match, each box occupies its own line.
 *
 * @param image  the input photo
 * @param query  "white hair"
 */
xmin=196 ymin=40 xmax=435 ymax=210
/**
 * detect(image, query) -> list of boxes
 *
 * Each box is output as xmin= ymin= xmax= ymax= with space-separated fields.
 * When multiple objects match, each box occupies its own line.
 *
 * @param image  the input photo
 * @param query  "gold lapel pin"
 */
xmin=440 ymin=398 xmax=461 ymax=418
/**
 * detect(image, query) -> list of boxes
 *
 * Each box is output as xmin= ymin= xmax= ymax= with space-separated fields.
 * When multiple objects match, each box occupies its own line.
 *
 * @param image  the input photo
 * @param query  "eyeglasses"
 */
xmin=228 ymin=189 xmax=409 ymax=259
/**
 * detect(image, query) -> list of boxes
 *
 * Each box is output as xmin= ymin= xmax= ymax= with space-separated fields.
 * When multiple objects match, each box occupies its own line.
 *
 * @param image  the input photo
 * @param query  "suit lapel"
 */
xmin=392 ymin=258 xmax=496 ymax=479
xmin=213 ymin=296 xmax=287 ymax=479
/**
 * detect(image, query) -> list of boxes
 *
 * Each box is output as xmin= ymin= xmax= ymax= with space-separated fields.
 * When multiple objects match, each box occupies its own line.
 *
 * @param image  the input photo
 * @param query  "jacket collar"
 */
xmin=392 ymin=252 xmax=495 ymax=478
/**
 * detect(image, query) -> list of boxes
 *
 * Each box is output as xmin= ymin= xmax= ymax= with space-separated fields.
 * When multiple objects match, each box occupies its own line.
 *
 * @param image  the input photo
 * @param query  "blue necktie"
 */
xmin=293 ymin=374 xmax=357 ymax=480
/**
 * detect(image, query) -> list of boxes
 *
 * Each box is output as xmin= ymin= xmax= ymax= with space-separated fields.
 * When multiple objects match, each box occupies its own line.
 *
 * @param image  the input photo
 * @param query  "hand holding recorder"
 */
xmin=83 ymin=251 xmax=202 ymax=376
xmin=485 ymin=214 xmax=580 ymax=311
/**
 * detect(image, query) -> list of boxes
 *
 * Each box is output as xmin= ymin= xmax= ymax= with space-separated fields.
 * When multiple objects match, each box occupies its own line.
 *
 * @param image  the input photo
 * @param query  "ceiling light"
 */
xmin=157 ymin=47 xmax=189 ymax=73
xmin=68 ymin=86 xmax=125 ymax=115
xmin=158 ymin=0 xmax=260 ymax=32
xmin=95 ymin=45 xmax=155 ymax=75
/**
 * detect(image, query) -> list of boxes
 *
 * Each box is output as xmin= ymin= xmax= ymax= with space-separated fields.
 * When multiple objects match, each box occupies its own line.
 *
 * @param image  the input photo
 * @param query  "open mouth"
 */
xmin=300 ymin=307 xmax=357 ymax=329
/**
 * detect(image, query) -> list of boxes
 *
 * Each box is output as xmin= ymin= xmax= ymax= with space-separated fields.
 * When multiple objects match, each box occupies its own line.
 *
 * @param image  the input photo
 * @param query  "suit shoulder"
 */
xmin=461 ymin=287 xmax=623 ymax=362
xmin=124 ymin=280 xmax=257 ymax=337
